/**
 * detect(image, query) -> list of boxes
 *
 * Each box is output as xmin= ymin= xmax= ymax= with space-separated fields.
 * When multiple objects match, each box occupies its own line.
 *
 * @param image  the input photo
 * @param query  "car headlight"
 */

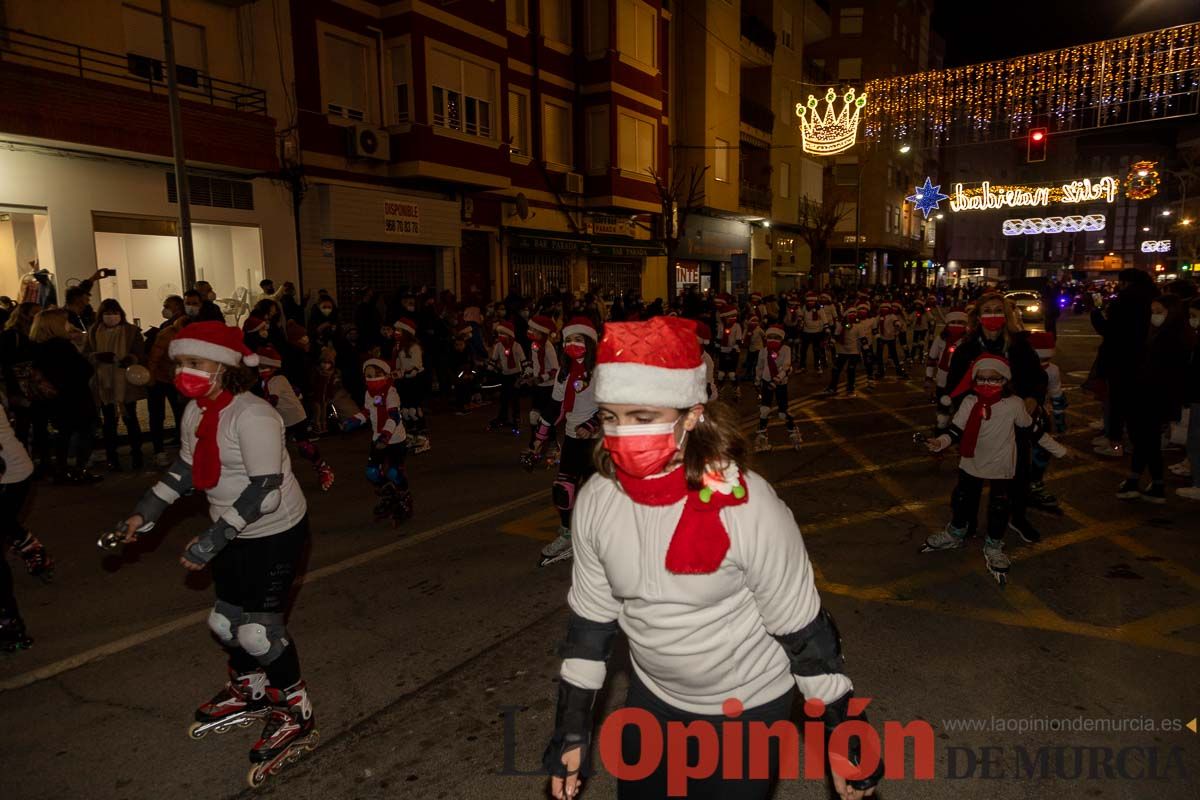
xmin=1026 ymin=304 xmax=1040 ymax=313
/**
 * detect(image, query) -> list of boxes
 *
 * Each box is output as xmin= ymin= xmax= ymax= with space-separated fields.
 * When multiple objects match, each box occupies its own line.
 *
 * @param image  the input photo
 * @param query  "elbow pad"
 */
xmin=133 ymin=458 xmax=193 ymax=526
xmin=773 ymin=608 xmax=846 ymax=677
xmin=219 ymin=474 xmax=284 ymax=532
xmin=557 ymin=612 xmax=618 ymax=662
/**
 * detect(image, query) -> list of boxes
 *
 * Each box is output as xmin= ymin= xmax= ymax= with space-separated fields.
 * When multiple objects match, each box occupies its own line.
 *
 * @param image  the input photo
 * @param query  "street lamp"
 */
xmin=1163 ymin=209 xmax=1172 ymax=217
xmin=936 ymin=213 xmax=944 ymax=220
xmin=899 ymin=144 xmax=912 ymax=154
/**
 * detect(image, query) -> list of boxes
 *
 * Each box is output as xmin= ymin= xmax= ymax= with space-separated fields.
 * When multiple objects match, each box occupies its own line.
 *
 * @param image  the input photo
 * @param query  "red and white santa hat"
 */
xmin=718 ymin=306 xmax=739 ymax=320
xmin=563 ymin=316 xmax=598 ymax=341
xmin=362 ymin=357 xmax=391 ymax=376
xmin=945 ymin=308 xmax=968 ymax=326
xmin=971 ymin=353 xmax=1012 ymax=380
xmin=494 ymin=321 xmax=515 ymax=338
xmin=820 ymin=292 xmax=832 ymax=303
xmin=394 ymin=317 xmax=416 ymax=336
xmin=1029 ymin=330 xmax=1056 ymax=359
xmin=595 ymin=317 xmax=707 ymax=408
xmin=766 ymin=323 xmax=785 ymax=340
xmin=805 ymin=291 xmax=819 ymax=303
xmin=528 ymin=314 xmax=555 ymax=337
xmin=170 ymin=321 xmax=259 ymax=367
xmin=256 ymin=345 xmax=282 ymax=369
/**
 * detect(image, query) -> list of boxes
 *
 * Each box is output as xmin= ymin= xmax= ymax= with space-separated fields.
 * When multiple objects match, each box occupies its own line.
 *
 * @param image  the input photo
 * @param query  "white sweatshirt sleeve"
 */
xmin=238 ymin=402 xmax=286 ymax=477
xmin=563 ymin=481 xmax=624 ymax=690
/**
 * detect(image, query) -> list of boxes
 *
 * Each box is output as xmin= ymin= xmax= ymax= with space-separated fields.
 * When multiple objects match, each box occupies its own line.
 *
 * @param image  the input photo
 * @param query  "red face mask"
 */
xmin=975 ymin=383 xmax=1003 ymax=401
xmin=766 ymin=339 xmax=783 ymax=351
xmin=499 ymin=335 xmax=514 ymax=347
xmin=366 ymin=377 xmax=391 ymax=396
xmin=980 ymin=313 xmax=1006 ymax=332
xmin=175 ymin=366 xmax=219 ymax=399
xmin=603 ymin=420 xmax=682 ymax=479
xmin=258 ymin=368 xmax=275 ymax=381
xmin=564 ymin=342 xmax=587 ymax=360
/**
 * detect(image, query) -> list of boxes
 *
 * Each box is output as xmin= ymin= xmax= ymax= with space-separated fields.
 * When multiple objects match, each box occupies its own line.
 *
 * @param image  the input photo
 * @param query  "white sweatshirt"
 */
xmin=395 ymin=342 xmax=424 ymax=379
xmin=0 ymin=411 xmax=33 ymax=485
xmin=718 ymin=322 xmax=743 ymax=354
xmin=801 ymin=307 xmax=825 ymax=334
xmin=528 ymin=341 xmax=560 ymax=387
xmin=490 ymin=340 xmax=527 ymax=376
xmin=263 ymin=374 xmax=307 ymax=428
xmin=563 ymin=469 xmax=852 ymax=714
xmin=551 ymin=368 xmax=598 ymax=438
xmin=176 ymin=393 xmax=307 ymax=539
xmin=756 ymin=345 xmax=793 ymax=383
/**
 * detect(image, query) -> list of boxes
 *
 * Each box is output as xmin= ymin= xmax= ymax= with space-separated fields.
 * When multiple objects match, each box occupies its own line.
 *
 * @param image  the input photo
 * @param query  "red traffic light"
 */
xmin=1031 ymin=130 xmax=1045 ymax=142
xmin=1027 ymin=127 xmax=1048 ymax=162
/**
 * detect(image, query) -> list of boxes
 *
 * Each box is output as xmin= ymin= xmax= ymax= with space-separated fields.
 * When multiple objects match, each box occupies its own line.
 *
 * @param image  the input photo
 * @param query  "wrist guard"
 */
xmin=822 ymin=691 xmax=884 ymax=791
xmin=542 ymin=679 xmax=598 ymax=778
xmin=185 ymin=519 xmax=239 ymax=564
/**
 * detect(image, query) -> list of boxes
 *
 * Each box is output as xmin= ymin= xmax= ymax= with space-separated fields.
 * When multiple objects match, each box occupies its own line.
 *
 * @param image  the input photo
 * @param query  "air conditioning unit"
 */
xmin=564 ymin=172 xmax=584 ymax=194
xmin=349 ymin=126 xmax=390 ymax=161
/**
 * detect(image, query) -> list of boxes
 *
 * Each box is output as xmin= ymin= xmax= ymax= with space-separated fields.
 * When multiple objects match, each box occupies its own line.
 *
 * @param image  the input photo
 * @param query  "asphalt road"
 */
xmin=1 ymin=313 xmax=1197 ymax=800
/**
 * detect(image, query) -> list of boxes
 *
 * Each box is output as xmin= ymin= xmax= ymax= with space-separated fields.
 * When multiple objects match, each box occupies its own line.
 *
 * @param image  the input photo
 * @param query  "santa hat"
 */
xmin=944 ymin=309 xmax=968 ymax=325
xmin=243 ymin=315 xmax=267 ymax=335
xmin=805 ymin=291 xmax=818 ymax=302
xmin=1029 ymin=331 xmax=1056 ymax=359
xmin=694 ymin=321 xmax=713 ymax=344
xmin=494 ymin=321 xmax=515 ymax=338
xmin=750 ymin=292 xmax=762 ymax=303
xmin=819 ymin=292 xmax=832 ymax=303
xmin=747 ymin=314 xmax=760 ymax=326
xmin=765 ymin=323 xmax=785 ymax=340
xmin=562 ymin=316 xmax=598 ymax=341
xmin=856 ymin=303 xmax=870 ymax=315
xmin=950 ymin=354 xmax=1012 ymax=399
xmin=256 ymin=345 xmax=282 ymax=369
xmin=362 ymin=358 xmax=391 ymax=376
xmin=595 ymin=317 xmax=707 ymax=408
xmin=719 ymin=307 xmax=738 ymax=320
xmin=528 ymin=314 xmax=555 ymax=336
xmin=170 ymin=321 xmax=259 ymax=367
xmin=394 ymin=317 xmax=416 ymax=336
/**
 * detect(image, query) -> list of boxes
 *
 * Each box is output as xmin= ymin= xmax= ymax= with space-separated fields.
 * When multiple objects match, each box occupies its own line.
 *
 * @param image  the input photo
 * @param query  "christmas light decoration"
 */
xmin=861 ymin=23 xmax=1200 ymax=148
xmin=1141 ymin=239 xmax=1171 ymax=253
xmin=1125 ymin=160 xmax=1160 ymax=200
xmin=1001 ymin=214 xmax=1107 ymax=236
xmin=906 ymin=177 xmax=951 ymax=219
xmin=796 ymin=88 xmax=868 ymax=156
xmin=949 ymin=177 xmax=1119 ymax=213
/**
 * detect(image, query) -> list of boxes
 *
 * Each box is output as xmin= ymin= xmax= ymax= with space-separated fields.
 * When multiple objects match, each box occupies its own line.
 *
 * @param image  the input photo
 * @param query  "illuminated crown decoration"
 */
xmin=796 ymin=88 xmax=868 ymax=156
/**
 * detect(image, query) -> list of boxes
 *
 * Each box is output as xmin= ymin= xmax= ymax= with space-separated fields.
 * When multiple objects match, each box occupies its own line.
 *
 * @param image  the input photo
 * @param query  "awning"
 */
xmin=509 ymin=230 xmax=590 ymax=252
xmin=507 ymin=229 xmax=665 ymax=258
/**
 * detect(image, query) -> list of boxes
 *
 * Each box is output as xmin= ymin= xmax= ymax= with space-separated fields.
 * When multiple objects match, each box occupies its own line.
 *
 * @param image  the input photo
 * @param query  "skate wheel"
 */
xmin=187 ymin=721 xmax=209 ymax=740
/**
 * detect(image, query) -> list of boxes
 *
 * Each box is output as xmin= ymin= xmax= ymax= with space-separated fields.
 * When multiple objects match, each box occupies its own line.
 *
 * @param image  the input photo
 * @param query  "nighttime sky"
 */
xmin=933 ymin=0 xmax=1200 ymax=66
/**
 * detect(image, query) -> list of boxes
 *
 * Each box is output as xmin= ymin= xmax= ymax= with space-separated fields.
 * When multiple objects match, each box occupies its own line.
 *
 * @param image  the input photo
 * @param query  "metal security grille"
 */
xmin=166 ymin=173 xmax=254 ymax=210
xmin=589 ymin=259 xmax=642 ymax=298
xmin=333 ymin=241 xmax=437 ymax=311
xmin=510 ymin=251 xmax=571 ymax=298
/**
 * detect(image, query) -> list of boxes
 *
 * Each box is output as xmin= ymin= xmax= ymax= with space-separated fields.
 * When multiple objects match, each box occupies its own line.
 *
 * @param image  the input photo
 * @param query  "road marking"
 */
xmin=0 ymin=490 xmax=546 ymax=693
xmin=1107 ymin=533 xmax=1200 ymax=592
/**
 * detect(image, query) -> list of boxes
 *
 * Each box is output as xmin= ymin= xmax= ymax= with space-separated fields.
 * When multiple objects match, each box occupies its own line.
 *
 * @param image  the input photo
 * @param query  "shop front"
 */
xmin=506 ymin=231 xmax=585 ymax=299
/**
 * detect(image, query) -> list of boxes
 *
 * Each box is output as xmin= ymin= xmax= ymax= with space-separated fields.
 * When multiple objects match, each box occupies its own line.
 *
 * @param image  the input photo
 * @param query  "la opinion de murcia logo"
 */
xmin=796 ymin=88 xmax=868 ymax=156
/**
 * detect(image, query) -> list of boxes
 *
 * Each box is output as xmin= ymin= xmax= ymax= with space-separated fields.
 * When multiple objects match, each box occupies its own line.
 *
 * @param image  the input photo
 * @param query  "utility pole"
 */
xmin=161 ymin=0 xmax=196 ymax=288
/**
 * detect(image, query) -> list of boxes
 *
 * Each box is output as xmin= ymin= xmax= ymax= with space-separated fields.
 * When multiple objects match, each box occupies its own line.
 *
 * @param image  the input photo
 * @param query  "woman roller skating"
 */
xmin=115 ymin=322 xmax=317 ymax=787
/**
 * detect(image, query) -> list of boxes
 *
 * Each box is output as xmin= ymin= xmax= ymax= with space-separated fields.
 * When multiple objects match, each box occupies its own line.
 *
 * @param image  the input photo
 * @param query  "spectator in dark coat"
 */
xmin=1091 ymin=268 xmax=1155 ymax=456
xmin=29 ymin=308 xmax=100 ymax=483
xmin=1179 ymin=298 xmax=1200 ymax=501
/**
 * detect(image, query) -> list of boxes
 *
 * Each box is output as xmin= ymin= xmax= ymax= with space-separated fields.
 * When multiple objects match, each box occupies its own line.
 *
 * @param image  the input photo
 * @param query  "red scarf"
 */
xmin=560 ymin=359 xmax=587 ymax=414
xmin=767 ymin=350 xmax=780 ymax=380
xmin=531 ymin=342 xmax=544 ymax=378
xmin=615 ymin=466 xmax=749 ymax=574
xmin=957 ymin=393 xmax=1000 ymax=458
xmin=193 ymin=390 xmax=233 ymax=491
xmin=499 ymin=337 xmax=516 ymax=369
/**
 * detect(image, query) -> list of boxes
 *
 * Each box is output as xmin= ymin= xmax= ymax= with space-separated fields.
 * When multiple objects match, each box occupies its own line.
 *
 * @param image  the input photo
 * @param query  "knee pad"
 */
xmin=1031 ymin=446 xmax=1051 ymax=470
xmin=553 ymin=476 xmax=577 ymax=512
xmin=759 ymin=405 xmax=771 ymax=419
xmin=385 ymin=465 xmax=402 ymax=484
xmin=366 ymin=464 xmax=384 ymax=485
xmin=237 ymin=613 xmax=289 ymax=665
xmin=207 ymin=601 xmax=242 ymax=644
xmin=529 ymin=409 xmax=541 ymax=426
xmin=777 ymin=411 xmax=788 ymax=422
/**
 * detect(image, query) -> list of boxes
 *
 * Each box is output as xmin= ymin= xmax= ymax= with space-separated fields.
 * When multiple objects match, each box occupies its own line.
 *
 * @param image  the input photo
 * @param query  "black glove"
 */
xmin=821 ymin=692 xmax=884 ymax=792
xmin=542 ymin=680 xmax=598 ymax=779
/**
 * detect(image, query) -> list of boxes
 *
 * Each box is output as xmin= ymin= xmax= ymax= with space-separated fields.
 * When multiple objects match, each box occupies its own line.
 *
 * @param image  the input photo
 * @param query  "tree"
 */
xmin=794 ymin=195 xmax=854 ymax=287
xmin=650 ymin=165 xmax=708 ymax=300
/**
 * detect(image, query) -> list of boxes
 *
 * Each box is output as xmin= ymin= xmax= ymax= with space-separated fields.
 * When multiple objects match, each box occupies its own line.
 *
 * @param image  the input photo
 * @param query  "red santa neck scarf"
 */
xmin=560 ymin=359 xmax=588 ymax=414
xmin=193 ymin=390 xmax=234 ymax=490
xmin=499 ymin=337 xmax=517 ymax=369
xmin=615 ymin=465 xmax=749 ymax=574
xmin=767 ymin=349 xmax=780 ymax=380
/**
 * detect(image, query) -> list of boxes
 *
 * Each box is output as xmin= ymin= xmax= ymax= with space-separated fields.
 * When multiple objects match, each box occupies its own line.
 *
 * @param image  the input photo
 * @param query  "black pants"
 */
xmin=951 ymin=470 xmax=1011 ymax=542
xmin=493 ymin=374 xmax=520 ymax=425
xmin=758 ymin=381 xmax=794 ymax=430
xmin=0 ymin=479 xmax=32 ymax=612
xmin=909 ymin=329 xmax=928 ymax=360
xmin=555 ymin=435 xmax=594 ymax=528
xmin=797 ymin=332 xmax=826 ymax=370
xmin=617 ymin=672 xmax=795 ymax=800
xmin=828 ymin=354 xmax=859 ymax=393
xmin=874 ymin=339 xmax=904 ymax=377
xmin=1128 ymin=410 xmax=1165 ymax=483
xmin=210 ymin=516 xmax=309 ymax=686
xmin=100 ymin=401 xmax=143 ymax=463
xmin=147 ymin=382 xmax=187 ymax=453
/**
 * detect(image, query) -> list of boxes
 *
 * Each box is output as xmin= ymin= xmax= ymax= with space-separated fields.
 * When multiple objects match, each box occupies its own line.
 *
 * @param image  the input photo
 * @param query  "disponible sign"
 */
xmin=384 ymin=200 xmax=421 ymax=235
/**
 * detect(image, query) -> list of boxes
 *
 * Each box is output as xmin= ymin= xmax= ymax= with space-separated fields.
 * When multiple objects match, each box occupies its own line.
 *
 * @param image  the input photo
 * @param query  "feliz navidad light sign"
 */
xmin=947 ymin=176 xmax=1120 ymax=213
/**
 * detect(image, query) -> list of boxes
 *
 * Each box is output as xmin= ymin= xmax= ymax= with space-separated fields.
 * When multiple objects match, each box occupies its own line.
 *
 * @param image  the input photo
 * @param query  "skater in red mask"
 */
xmin=754 ymin=324 xmax=802 ymax=451
xmin=343 ymin=359 xmax=413 ymax=524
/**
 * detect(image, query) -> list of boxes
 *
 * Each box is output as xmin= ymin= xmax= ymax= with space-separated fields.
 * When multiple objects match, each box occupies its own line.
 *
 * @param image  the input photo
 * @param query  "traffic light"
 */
xmin=1027 ymin=128 xmax=1047 ymax=163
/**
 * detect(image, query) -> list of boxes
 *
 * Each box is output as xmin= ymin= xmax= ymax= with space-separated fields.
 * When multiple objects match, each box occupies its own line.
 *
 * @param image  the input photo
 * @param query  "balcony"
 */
xmin=740 ymin=14 xmax=776 ymax=58
xmin=739 ymin=181 xmax=773 ymax=214
xmin=740 ymin=97 xmax=775 ymax=135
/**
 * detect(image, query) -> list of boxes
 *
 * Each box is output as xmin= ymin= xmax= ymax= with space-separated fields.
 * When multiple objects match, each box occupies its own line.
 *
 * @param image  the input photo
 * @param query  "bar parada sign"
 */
xmin=949 ymin=176 xmax=1120 ymax=213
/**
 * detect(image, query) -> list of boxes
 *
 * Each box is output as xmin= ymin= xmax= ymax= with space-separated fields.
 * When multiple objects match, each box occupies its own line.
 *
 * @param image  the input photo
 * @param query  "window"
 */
xmin=779 ymin=162 xmax=790 ymax=199
xmin=618 ymin=0 xmax=656 ymax=67
xmin=587 ymin=106 xmax=611 ymax=173
xmin=543 ymin=100 xmax=572 ymax=167
xmin=542 ymin=0 xmax=571 ymax=45
xmin=840 ymin=7 xmax=864 ymax=35
xmin=837 ymin=58 xmax=862 ymax=80
xmin=780 ymin=9 xmax=793 ymax=49
xmin=322 ymin=32 xmax=370 ymax=120
xmin=586 ymin=0 xmax=609 ymax=57
xmin=892 ymin=205 xmax=901 ymax=235
xmin=390 ymin=45 xmax=411 ymax=123
xmin=429 ymin=49 xmax=496 ymax=139
xmin=618 ymin=111 xmax=655 ymax=176
xmin=714 ymin=47 xmax=729 ymax=94
xmin=506 ymin=0 xmax=528 ymax=27
xmin=122 ymin=5 xmax=208 ymax=73
xmin=508 ymin=89 xmax=529 ymax=155
xmin=714 ymin=138 xmax=729 ymax=182
xmin=884 ymin=204 xmax=893 ymax=234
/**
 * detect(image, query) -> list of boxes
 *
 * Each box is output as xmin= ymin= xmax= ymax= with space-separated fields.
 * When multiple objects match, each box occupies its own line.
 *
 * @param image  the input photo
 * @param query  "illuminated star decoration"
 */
xmin=907 ymin=177 xmax=951 ymax=219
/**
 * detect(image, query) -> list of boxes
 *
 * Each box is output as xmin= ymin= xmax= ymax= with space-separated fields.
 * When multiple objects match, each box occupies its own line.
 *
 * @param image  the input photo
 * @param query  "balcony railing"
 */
xmin=740 ymin=14 xmax=777 ymax=55
xmin=0 ymin=26 xmax=267 ymax=114
xmin=739 ymin=181 xmax=773 ymax=213
xmin=740 ymin=97 xmax=775 ymax=133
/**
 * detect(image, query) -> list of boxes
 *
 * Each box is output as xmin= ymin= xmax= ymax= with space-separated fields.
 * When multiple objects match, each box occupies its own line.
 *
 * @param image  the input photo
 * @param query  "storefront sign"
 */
xmin=950 ymin=176 xmax=1119 ymax=213
xmin=591 ymin=242 xmax=665 ymax=258
xmin=587 ymin=213 xmax=634 ymax=237
xmin=511 ymin=233 xmax=585 ymax=252
xmin=383 ymin=200 xmax=421 ymax=235
xmin=842 ymin=234 xmax=866 ymax=243
xmin=675 ymin=262 xmax=700 ymax=285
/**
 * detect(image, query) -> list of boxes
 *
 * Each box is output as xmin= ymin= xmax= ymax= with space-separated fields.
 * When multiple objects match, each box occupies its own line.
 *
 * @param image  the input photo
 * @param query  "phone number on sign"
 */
xmin=384 ymin=219 xmax=420 ymax=234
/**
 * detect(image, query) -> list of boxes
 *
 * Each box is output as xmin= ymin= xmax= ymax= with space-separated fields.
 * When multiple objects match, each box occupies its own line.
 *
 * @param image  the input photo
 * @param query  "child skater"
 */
xmin=715 ymin=307 xmax=743 ymax=400
xmin=924 ymin=307 xmax=969 ymax=435
xmin=695 ymin=321 xmax=718 ymax=401
xmin=255 ymin=347 xmax=334 ymax=492
xmin=755 ymin=324 xmax=802 ymax=451
xmin=343 ymin=359 xmax=412 ymax=523
xmin=1027 ymin=331 xmax=1068 ymax=514
xmin=487 ymin=321 xmax=528 ymax=434
xmin=742 ymin=313 xmax=765 ymax=384
xmin=921 ymin=354 xmax=1066 ymax=585
xmin=537 ymin=317 xmax=601 ymax=568
xmin=391 ymin=318 xmax=430 ymax=454
xmin=826 ymin=306 xmax=862 ymax=397
xmin=856 ymin=302 xmax=878 ymax=391
xmin=521 ymin=314 xmax=561 ymax=470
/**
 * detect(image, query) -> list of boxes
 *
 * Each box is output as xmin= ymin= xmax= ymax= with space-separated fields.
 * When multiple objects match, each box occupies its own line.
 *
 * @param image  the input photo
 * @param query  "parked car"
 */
xmin=1005 ymin=290 xmax=1044 ymax=323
